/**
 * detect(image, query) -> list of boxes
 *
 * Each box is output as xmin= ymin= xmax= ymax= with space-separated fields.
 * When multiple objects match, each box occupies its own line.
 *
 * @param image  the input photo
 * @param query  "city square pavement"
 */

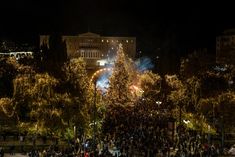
xmin=4 ymin=153 xmax=28 ymax=157
xmin=2 ymin=153 xmax=228 ymax=157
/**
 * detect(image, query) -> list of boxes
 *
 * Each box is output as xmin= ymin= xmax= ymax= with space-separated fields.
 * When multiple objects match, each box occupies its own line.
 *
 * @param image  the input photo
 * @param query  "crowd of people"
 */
xmin=0 ymin=103 xmax=224 ymax=157
xmin=0 ymin=147 xmax=4 ymax=157
xmin=99 ymin=102 xmax=173 ymax=156
xmin=97 ymin=102 xmax=221 ymax=157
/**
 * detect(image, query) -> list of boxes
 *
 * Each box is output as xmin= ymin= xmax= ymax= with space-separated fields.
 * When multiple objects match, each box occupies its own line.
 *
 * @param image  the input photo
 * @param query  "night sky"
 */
xmin=0 ymin=1 xmax=234 ymax=61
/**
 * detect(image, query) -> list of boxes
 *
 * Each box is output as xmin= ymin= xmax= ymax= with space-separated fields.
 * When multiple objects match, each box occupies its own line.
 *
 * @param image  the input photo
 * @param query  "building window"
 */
xmin=107 ymin=40 xmax=109 ymax=43
xmin=126 ymin=40 xmax=128 ymax=43
xmin=101 ymin=39 xmax=104 ymax=42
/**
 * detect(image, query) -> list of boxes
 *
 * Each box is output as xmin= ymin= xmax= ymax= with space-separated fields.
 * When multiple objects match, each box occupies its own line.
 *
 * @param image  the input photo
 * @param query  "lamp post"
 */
xmin=178 ymin=103 xmax=182 ymax=152
xmin=74 ymin=125 xmax=76 ymax=153
xmin=156 ymin=101 xmax=162 ymax=106
xmin=93 ymin=80 xmax=97 ymax=157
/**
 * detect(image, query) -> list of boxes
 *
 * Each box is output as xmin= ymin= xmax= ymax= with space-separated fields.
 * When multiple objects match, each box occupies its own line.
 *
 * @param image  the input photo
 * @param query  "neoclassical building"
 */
xmin=40 ymin=32 xmax=136 ymax=69
xmin=216 ymin=29 xmax=235 ymax=65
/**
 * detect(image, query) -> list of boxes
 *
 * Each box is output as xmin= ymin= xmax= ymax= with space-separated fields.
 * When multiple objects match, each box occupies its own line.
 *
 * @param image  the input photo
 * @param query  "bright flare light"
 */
xmin=90 ymin=68 xmax=112 ymax=83
xmin=130 ymin=85 xmax=144 ymax=97
xmin=90 ymin=68 xmax=113 ymax=92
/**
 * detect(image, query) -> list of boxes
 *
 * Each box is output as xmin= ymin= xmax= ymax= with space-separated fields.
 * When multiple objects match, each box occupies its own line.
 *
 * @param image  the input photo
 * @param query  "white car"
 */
xmin=228 ymin=144 xmax=235 ymax=155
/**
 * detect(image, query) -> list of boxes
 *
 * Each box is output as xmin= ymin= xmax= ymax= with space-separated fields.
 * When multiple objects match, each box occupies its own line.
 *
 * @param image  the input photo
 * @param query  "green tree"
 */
xmin=0 ymin=57 xmax=94 ymax=140
xmin=11 ymin=67 xmax=64 ymax=137
xmin=102 ymin=44 xmax=136 ymax=145
xmin=13 ymin=65 xmax=36 ymax=122
xmin=164 ymin=74 xmax=212 ymax=133
xmin=180 ymin=50 xmax=214 ymax=79
xmin=106 ymin=44 xmax=133 ymax=106
xmin=0 ymin=57 xmax=19 ymax=97
xmin=0 ymin=65 xmax=35 ymax=133
xmin=27 ymin=73 xmax=62 ymax=135
xmin=62 ymin=58 xmax=92 ymax=137
xmin=139 ymin=71 xmax=161 ymax=97
xmin=39 ymin=34 xmax=67 ymax=77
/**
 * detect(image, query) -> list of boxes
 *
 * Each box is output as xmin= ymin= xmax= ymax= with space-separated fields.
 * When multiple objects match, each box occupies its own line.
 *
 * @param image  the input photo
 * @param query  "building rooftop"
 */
xmin=223 ymin=29 xmax=235 ymax=35
xmin=78 ymin=32 xmax=101 ymax=37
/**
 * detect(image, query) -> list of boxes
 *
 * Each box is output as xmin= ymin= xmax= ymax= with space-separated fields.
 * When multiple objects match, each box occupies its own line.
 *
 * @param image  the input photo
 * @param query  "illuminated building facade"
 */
xmin=0 ymin=51 xmax=33 ymax=60
xmin=0 ymin=41 xmax=34 ymax=60
xmin=216 ymin=29 xmax=235 ymax=65
xmin=40 ymin=32 xmax=136 ymax=69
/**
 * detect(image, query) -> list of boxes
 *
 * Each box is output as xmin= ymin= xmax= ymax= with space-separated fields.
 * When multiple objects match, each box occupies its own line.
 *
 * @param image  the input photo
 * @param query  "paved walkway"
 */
xmin=4 ymin=153 xmax=28 ymax=157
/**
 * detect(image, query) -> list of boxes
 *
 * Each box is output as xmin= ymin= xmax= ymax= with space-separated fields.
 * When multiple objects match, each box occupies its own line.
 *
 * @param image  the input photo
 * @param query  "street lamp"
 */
xmin=92 ymin=80 xmax=97 ymax=157
xmin=156 ymin=101 xmax=162 ymax=105
xmin=178 ymin=103 xmax=183 ymax=152
xmin=73 ymin=126 xmax=76 ymax=154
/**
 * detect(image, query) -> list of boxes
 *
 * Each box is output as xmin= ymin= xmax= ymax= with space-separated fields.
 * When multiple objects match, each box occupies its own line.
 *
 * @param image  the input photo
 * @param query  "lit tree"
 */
xmin=106 ymin=44 xmax=133 ymax=106
xmin=102 ymin=44 xmax=135 ymax=146
xmin=217 ymin=92 xmax=235 ymax=132
xmin=13 ymin=65 xmax=36 ymax=123
xmin=0 ymin=64 xmax=36 ymax=133
xmin=165 ymin=75 xmax=188 ymax=107
xmin=139 ymin=71 xmax=161 ymax=97
xmin=134 ymin=71 xmax=163 ymax=112
xmin=180 ymin=50 xmax=214 ymax=79
xmin=62 ymin=58 xmax=92 ymax=137
xmin=0 ymin=57 xmax=94 ymax=141
xmin=0 ymin=62 xmax=64 ymax=137
xmin=0 ymin=57 xmax=19 ymax=97
xmin=185 ymin=76 xmax=201 ymax=112
xmin=164 ymin=74 xmax=213 ymax=134
xmin=28 ymin=74 xmax=62 ymax=135
xmin=10 ymin=65 xmax=64 ymax=137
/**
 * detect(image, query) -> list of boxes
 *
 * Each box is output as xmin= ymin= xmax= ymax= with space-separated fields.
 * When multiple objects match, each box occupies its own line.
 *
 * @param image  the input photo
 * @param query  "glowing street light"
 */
xmin=183 ymin=119 xmax=190 ymax=124
xmin=156 ymin=101 xmax=162 ymax=105
xmin=92 ymin=80 xmax=97 ymax=156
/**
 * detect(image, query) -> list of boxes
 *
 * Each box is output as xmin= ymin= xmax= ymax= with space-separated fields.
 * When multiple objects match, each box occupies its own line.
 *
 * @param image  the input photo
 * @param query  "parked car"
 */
xmin=228 ymin=144 xmax=235 ymax=155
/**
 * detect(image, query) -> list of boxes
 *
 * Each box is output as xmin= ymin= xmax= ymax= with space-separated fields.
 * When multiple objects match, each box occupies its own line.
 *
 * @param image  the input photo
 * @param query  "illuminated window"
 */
xmin=126 ymin=40 xmax=128 ymax=43
xmin=101 ymin=39 xmax=104 ymax=42
xmin=107 ymin=40 xmax=109 ymax=43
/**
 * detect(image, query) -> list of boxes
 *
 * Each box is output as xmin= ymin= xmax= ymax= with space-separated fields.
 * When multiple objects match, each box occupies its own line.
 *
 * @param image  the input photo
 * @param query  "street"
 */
xmin=4 ymin=153 xmax=27 ymax=157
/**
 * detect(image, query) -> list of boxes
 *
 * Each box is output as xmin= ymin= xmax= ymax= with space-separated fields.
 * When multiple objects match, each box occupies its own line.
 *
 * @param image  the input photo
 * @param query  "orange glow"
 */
xmin=90 ymin=67 xmax=112 ymax=83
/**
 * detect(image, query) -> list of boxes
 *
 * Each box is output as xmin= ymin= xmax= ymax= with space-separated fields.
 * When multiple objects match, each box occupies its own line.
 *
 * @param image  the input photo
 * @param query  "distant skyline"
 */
xmin=0 ymin=1 xmax=234 ymax=55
